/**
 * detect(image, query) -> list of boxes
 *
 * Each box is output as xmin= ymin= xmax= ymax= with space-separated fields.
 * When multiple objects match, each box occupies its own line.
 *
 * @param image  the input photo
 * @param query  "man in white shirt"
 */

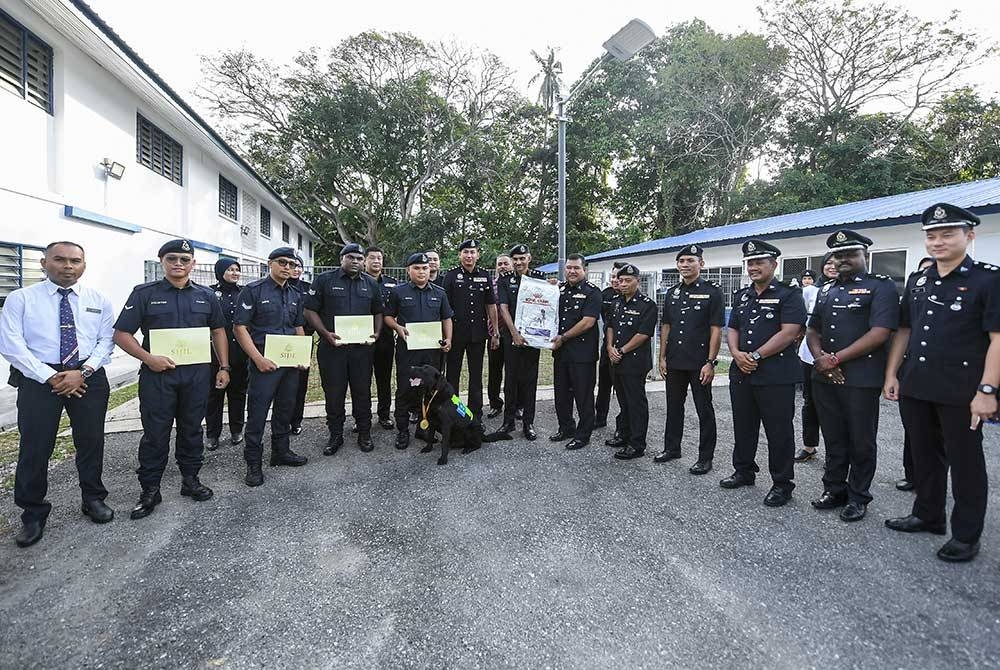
xmin=0 ymin=241 xmax=116 ymax=548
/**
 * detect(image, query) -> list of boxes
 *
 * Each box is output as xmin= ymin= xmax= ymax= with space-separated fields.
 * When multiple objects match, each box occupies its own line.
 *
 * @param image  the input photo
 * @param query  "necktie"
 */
xmin=58 ymin=287 xmax=79 ymax=368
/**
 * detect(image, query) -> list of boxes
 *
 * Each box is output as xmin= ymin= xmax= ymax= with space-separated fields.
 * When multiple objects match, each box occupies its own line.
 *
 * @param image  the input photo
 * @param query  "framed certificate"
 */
xmin=148 ymin=327 xmax=211 ymax=365
xmin=513 ymin=277 xmax=560 ymax=349
xmin=264 ymin=335 xmax=313 ymax=367
xmin=405 ymin=321 xmax=442 ymax=350
xmin=335 ymin=315 xmax=376 ymax=344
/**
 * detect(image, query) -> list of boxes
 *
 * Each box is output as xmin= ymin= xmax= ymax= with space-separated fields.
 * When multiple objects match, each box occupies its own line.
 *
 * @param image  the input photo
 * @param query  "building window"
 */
xmin=0 ymin=10 xmax=53 ymax=114
xmin=297 ymin=232 xmax=303 ymax=250
xmin=281 ymin=222 xmax=290 ymax=243
xmin=260 ymin=206 xmax=271 ymax=238
xmin=781 ymin=255 xmax=828 ymax=283
xmin=869 ymin=249 xmax=908 ymax=293
xmin=136 ymin=114 xmax=183 ymax=185
xmin=219 ymin=175 xmax=238 ymax=220
xmin=0 ymin=241 xmax=45 ymax=310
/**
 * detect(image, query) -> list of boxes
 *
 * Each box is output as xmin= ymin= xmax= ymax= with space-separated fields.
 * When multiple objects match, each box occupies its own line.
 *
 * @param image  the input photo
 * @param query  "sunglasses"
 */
xmin=272 ymin=258 xmax=301 ymax=268
xmin=163 ymin=255 xmax=193 ymax=265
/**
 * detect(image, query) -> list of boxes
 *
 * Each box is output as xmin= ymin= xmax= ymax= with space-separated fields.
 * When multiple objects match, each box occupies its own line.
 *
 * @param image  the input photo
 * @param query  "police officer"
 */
xmin=426 ymin=250 xmax=443 ymax=287
xmin=304 ymin=243 xmax=383 ymax=455
xmin=655 ymin=244 xmax=724 ymax=474
xmin=550 ymin=254 xmax=603 ymax=450
xmin=384 ymin=252 xmax=454 ymax=449
xmin=806 ymin=230 xmax=899 ymax=522
xmin=596 ymin=264 xmax=622 ymax=430
xmin=722 ymin=240 xmax=806 ymax=507
xmin=206 ymin=258 xmax=248 ymax=449
xmin=884 ymin=203 xmax=1000 ymax=562
xmin=365 ymin=246 xmax=398 ymax=430
xmin=442 ymin=239 xmax=499 ymax=420
xmin=288 ymin=255 xmax=312 ymax=435
xmin=605 ymin=263 xmax=658 ymax=460
xmin=113 ymin=239 xmax=228 ymax=519
xmin=487 ymin=254 xmax=514 ymax=418
xmin=497 ymin=244 xmax=549 ymax=440
xmin=233 ymin=247 xmax=309 ymax=487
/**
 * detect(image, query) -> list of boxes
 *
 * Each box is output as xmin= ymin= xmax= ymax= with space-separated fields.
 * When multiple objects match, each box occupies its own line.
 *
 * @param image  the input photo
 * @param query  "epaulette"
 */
xmin=908 ymin=269 xmax=924 ymax=276
xmin=446 ymin=265 xmax=460 ymax=273
xmin=874 ymin=274 xmax=893 ymax=281
xmin=247 ymin=277 xmax=268 ymax=287
xmin=584 ymin=280 xmax=599 ymax=290
xmin=134 ymin=280 xmax=160 ymax=290
xmin=974 ymin=261 xmax=1000 ymax=271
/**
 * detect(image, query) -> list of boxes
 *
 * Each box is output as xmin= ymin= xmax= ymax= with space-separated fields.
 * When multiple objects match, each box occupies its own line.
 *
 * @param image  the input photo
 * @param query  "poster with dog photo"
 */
xmin=514 ymin=276 xmax=560 ymax=349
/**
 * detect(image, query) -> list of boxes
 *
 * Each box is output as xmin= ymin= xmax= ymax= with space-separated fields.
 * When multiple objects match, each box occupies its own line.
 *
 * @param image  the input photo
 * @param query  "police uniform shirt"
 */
xmin=210 ymin=281 xmax=242 ymax=332
xmin=384 ymin=281 xmax=455 ymax=325
xmin=556 ymin=279 xmax=603 ymax=362
xmin=497 ymin=269 xmax=547 ymax=322
xmin=232 ymin=277 xmax=305 ymax=348
xmin=114 ymin=279 xmax=225 ymax=352
xmin=289 ymin=278 xmax=314 ymax=335
xmin=373 ymin=274 xmax=399 ymax=339
xmin=609 ymin=292 xmax=658 ymax=374
xmin=808 ymin=273 xmax=899 ymax=388
xmin=442 ymin=265 xmax=496 ymax=342
xmin=728 ymin=281 xmax=807 ymax=385
xmin=661 ymin=278 xmax=724 ymax=370
xmin=601 ymin=287 xmax=619 ymax=327
xmin=898 ymin=255 xmax=1000 ymax=405
xmin=303 ymin=268 xmax=383 ymax=334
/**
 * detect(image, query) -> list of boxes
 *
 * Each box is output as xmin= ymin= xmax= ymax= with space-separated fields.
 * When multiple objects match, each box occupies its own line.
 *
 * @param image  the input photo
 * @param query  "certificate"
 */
xmin=148 ymin=327 xmax=211 ymax=365
xmin=335 ymin=315 xmax=376 ymax=344
xmin=513 ymin=277 xmax=560 ymax=349
xmin=405 ymin=321 xmax=442 ymax=350
xmin=264 ymin=335 xmax=313 ymax=367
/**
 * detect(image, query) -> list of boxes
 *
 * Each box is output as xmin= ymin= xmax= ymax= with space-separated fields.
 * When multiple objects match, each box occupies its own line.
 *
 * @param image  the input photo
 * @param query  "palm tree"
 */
xmin=528 ymin=47 xmax=563 ymax=113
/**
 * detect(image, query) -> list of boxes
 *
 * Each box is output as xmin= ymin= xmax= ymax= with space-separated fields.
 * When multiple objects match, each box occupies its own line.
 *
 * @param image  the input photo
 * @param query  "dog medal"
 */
xmin=419 ymin=419 xmax=429 ymax=430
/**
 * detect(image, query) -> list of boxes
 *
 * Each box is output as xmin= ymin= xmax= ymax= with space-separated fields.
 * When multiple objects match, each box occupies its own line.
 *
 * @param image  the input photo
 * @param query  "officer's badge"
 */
xmin=457 ymin=273 xmax=463 ymax=279
xmin=242 ymin=302 xmax=252 ymax=309
xmin=951 ymin=303 xmax=962 ymax=311
xmin=690 ymin=245 xmax=698 ymax=253
xmin=181 ymin=240 xmax=192 ymax=252
xmin=835 ymin=231 xmax=847 ymax=242
xmin=214 ymin=291 xmax=222 ymax=298
xmin=915 ymin=276 xmax=927 ymax=287
xmin=740 ymin=293 xmax=749 ymax=302
xmin=822 ymin=284 xmax=831 ymax=293
xmin=934 ymin=206 xmax=946 ymax=221
xmin=308 ymin=289 xmax=316 ymax=295
xmin=673 ymin=289 xmax=680 ymax=297
xmin=766 ymin=312 xmax=774 ymax=319
xmin=747 ymin=241 xmax=756 ymax=252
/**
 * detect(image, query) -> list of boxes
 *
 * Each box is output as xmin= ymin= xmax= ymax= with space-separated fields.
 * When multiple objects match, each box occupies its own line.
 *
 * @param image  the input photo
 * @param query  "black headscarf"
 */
xmin=214 ymin=258 xmax=240 ymax=287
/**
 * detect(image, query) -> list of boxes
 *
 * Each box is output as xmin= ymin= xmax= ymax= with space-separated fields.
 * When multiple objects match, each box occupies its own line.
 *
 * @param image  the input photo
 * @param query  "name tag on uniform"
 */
xmin=688 ymin=294 xmax=710 ymax=299
xmin=473 ymin=277 xmax=488 ymax=283
xmin=758 ymin=299 xmax=780 ymax=304
xmin=848 ymin=289 xmax=871 ymax=295
xmin=85 ymin=307 xmax=101 ymax=314
xmin=332 ymin=286 xmax=345 ymax=291
xmin=573 ymin=293 xmax=586 ymax=298
xmin=626 ymin=309 xmax=640 ymax=315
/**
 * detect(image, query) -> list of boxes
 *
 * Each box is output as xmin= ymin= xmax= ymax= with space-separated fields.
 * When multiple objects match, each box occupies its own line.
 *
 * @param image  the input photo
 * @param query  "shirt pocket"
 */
xmin=145 ymin=302 xmax=175 ymax=329
xmin=190 ymin=300 xmax=214 ymax=326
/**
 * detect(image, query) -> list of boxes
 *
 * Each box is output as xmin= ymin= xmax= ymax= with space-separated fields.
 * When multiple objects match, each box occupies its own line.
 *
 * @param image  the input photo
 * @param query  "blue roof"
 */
xmin=539 ymin=177 xmax=1000 ymax=271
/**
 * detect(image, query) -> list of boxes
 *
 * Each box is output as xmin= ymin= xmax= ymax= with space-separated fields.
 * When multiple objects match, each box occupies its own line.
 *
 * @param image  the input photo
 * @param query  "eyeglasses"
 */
xmin=272 ymin=258 xmax=300 ymax=268
xmin=163 ymin=255 xmax=193 ymax=265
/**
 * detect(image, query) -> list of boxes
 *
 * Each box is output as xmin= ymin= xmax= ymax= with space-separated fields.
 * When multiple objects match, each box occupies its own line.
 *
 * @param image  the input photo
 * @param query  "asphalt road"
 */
xmin=1 ymin=391 xmax=999 ymax=670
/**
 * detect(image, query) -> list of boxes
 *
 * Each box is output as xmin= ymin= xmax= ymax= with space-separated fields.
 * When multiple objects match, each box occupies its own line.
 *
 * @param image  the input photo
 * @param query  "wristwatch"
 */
xmin=750 ymin=351 xmax=762 ymax=361
xmin=219 ymin=365 xmax=232 ymax=372
xmin=706 ymin=359 xmax=718 ymax=367
xmin=977 ymin=383 xmax=998 ymax=395
xmin=81 ymin=366 xmax=94 ymax=380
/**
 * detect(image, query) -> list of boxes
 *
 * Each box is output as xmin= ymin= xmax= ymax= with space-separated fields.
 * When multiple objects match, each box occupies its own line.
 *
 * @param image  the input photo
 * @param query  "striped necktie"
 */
xmin=57 ymin=287 xmax=80 ymax=368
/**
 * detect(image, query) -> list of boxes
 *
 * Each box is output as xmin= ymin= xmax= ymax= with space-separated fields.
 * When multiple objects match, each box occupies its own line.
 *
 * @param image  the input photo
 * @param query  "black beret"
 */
xmin=340 ymin=243 xmax=365 ymax=256
xmin=406 ymin=252 xmax=430 ymax=266
xmin=509 ymin=244 xmax=530 ymax=256
xmin=826 ymin=229 xmax=872 ymax=251
xmin=800 ymin=269 xmax=817 ymax=279
xmin=268 ymin=246 xmax=297 ymax=260
xmin=157 ymin=239 xmax=194 ymax=257
xmin=676 ymin=244 xmax=704 ymax=261
xmin=742 ymin=239 xmax=780 ymax=260
xmin=617 ymin=263 xmax=640 ymax=277
xmin=459 ymin=239 xmax=480 ymax=251
xmin=921 ymin=202 xmax=980 ymax=230
xmin=612 ymin=261 xmax=625 ymax=270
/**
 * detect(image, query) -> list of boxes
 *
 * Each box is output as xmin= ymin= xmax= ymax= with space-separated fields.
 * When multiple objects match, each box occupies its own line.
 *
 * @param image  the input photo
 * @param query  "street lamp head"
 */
xmin=602 ymin=18 xmax=657 ymax=62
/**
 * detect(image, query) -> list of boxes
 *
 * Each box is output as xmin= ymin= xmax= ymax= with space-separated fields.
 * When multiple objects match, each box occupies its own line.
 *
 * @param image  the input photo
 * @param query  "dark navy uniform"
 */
xmin=497 ymin=267 xmax=547 ymax=428
xmin=553 ymin=279 xmax=603 ymax=442
xmin=385 ymin=280 xmax=453 ymax=431
xmin=607 ymin=280 xmax=658 ymax=454
xmin=727 ymin=253 xmax=807 ymax=493
xmin=233 ymin=276 xmax=305 ymax=465
xmin=304 ymin=268 xmax=383 ymax=439
xmin=487 ymin=274 xmax=507 ymax=413
xmin=809 ymin=261 xmax=899 ymax=506
xmin=288 ymin=276 xmax=313 ymax=431
xmin=595 ymin=285 xmax=620 ymax=426
xmin=660 ymin=275 xmax=724 ymax=462
xmin=371 ymin=273 xmax=400 ymax=423
xmin=206 ymin=272 xmax=249 ymax=442
xmin=442 ymin=262 xmax=496 ymax=418
xmin=114 ymin=279 xmax=224 ymax=489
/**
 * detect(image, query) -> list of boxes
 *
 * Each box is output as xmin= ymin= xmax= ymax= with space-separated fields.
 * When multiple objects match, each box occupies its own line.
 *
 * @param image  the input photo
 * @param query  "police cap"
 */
xmin=800 ymin=269 xmax=817 ymax=280
xmin=459 ymin=239 xmax=480 ymax=251
xmin=826 ymin=229 xmax=873 ymax=252
xmin=158 ymin=239 xmax=194 ymax=258
xmin=921 ymin=202 xmax=980 ymax=230
xmin=509 ymin=244 xmax=530 ymax=256
xmin=617 ymin=263 xmax=640 ymax=277
xmin=742 ymin=239 xmax=780 ymax=261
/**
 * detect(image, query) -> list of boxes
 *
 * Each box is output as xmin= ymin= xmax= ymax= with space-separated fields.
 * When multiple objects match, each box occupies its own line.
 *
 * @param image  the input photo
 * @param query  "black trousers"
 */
xmin=729 ymin=378 xmax=796 ymax=492
xmin=812 ymin=383 xmax=879 ymax=504
xmin=14 ymin=367 xmax=109 ymax=524
xmin=487 ymin=335 xmax=505 ymax=409
xmin=317 ymin=343 xmax=374 ymax=436
xmin=663 ymin=368 xmax=716 ymax=461
xmin=244 ymin=365 xmax=299 ymax=463
xmin=394 ymin=346 xmax=440 ymax=430
xmin=502 ymin=335 xmax=540 ymax=425
xmin=595 ymin=345 xmax=615 ymax=421
xmin=554 ymin=357 xmax=597 ymax=441
xmin=137 ymin=365 xmax=211 ymax=488
xmin=800 ymin=362 xmax=820 ymax=448
xmin=373 ymin=334 xmax=395 ymax=420
xmin=612 ymin=366 xmax=648 ymax=450
xmin=206 ymin=352 xmax=249 ymax=438
xmin=900 ymin=395 xmax=988 ymax=544
xmin=447 ymin=339 xmax=487 ymax=418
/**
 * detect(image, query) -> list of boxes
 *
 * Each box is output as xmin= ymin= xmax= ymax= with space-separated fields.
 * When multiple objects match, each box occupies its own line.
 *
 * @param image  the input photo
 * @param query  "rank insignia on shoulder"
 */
xmin=242 ymin=302 xmax=253 ymax=309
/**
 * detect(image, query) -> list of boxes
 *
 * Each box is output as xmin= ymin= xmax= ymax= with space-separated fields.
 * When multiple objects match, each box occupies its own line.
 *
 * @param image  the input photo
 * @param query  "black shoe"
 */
xmin=395 ymin=431 xmax=410 ymax=450
xmin=614 ymin=446 xmax=645 ymax=460
xmin=720 ymin=472 xmax=755 ymax=489
xmin=378 ymin=418 xmax=395 ymax=430
xmin=565 ymin=439 xmax=588 ymax=450
xmin=358 ymin=432 xmax=374 ymax=452
xmin=653 ymin=450 xmax=681 ymax=463
xmin=81 ymin=499 xmax=114 ymax=523
xmin=497 ymin=422 xmax=515 ymax=435
xmin=811 ymin=491 xmax=848 ymax=510
xmin=130 ymin=488 xmax=162 ymax=520
xmin=323 ymin=435 xmax=344 ymax=456
xmin=180 ymin=475 xmax=214 ymax=501
xmin=487 ymin=406 xmax=504 ymax=419
xmin=763 ymin=487 xmax=792 ymax=507
xmin=515 ymin=408 xmax=524 ymax=420
xmin=840 ymin=501 xmax=867 ymax=522
xmin=231 ymin=430 xmax=244 ymax=445
xmin=689 ymin=460 xmax=713 ymax=475
xmin=270 ymin=449 xmax=308 ymax=466
xmin=206 ymin=436 xmax=220 ymax=451
xmin=549 ymin=430 xmax=572 ymax=442
xmin=594 ymin=417 xmax=608 ymax=428
xmin=605 ymin=432 xmax=626 ymax=448
xmin=884 ymin=515 xmax=946 ymax=535
xmin=245 ymin=462 xmax=264 ymax=487
xmin=895 ymin=479 xmax=915 ymax=491
xmin=523 ymin=424 xmax=537 ymax=441
xmin=291 ymin=425 xmax=303 ymax=436
xmin=793 ymin=448 xmax=817 ymax=462
xmin=937 ymin=538 xmax=980 ymax=562
xmin=14 ymin=521 xmax=44 ymax=548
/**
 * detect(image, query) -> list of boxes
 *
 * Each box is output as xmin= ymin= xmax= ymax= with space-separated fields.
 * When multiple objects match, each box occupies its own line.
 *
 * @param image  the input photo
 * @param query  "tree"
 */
xmin=528 ymin=47 xmax=562 ymax=112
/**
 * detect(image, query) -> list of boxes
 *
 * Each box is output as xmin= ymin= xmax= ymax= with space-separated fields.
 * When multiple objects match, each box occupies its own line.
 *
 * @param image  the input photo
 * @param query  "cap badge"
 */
xmin=690 ymin=245 xmax=698 ymax=253
xmin=181 ymin=240 xmax=192 ymax=252
xmin=835 ymin=231 xmax=847 ymax=242
xmin=934 ymin=206 xmax=946 ymax=221
xmin=747 ymin=242 xmax=756 ymax=252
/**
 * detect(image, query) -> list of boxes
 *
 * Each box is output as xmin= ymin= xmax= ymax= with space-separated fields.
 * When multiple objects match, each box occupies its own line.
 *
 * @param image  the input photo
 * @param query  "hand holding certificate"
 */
xmin=264 ymin=335 xmax=313 ymax=368
xmin=402 ymin=321 xmax=443 ymax=350
xmin=513 ymin=277 xmax=560 ymax=349
xmin=334 ymin=315 xmax=378 ymax=345
xmin=148 ymin=327 xmax=211 ymax=365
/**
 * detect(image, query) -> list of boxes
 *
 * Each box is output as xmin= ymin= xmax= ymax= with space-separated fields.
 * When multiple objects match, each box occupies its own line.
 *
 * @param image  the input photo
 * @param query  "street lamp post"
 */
xmin=556 ymin=18 xmax=656 ymax=280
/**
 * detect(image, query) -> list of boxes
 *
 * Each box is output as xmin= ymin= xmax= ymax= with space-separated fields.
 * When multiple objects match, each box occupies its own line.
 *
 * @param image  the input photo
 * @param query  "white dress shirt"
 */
xmin=0 ymin=279 xmax=116 ymax=384
xmin=798 ymin=283 xmax=820 ymax=364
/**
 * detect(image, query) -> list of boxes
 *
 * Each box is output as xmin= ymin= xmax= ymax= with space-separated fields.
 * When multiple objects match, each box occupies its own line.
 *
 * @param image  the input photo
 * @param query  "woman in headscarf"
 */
xmin=206 ymin=258 xmax=249 ymax=449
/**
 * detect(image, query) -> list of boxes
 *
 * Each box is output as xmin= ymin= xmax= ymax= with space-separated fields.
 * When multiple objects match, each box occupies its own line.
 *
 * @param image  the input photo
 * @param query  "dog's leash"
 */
xmin=420 ymin=388 xmax=440 ymax=430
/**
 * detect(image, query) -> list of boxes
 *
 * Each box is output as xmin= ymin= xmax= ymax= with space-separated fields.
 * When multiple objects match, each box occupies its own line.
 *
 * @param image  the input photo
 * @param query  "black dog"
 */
xmin=408 ymin=365 xmax=485 ymax=465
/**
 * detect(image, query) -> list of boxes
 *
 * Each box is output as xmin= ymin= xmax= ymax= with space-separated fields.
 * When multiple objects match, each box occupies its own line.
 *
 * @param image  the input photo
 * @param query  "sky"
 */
xmin=84 ymin=0 xmax=1000 ymax=119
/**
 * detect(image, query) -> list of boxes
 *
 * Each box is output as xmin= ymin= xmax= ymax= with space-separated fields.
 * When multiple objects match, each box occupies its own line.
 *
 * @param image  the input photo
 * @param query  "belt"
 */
xmin=43 ymin=357 xmax=91 ymax=372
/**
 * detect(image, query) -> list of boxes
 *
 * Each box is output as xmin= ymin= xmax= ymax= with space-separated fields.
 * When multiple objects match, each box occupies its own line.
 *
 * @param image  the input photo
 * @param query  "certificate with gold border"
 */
xmin=336 ymin=315 xmax=377 ymax=344
xmin=148 ymin=327 xmax=211 ymax=365
xmin=405 ymin=321 xmax=442 ymax=350
xmin=264 ymin=335 xmax=313 ymax=367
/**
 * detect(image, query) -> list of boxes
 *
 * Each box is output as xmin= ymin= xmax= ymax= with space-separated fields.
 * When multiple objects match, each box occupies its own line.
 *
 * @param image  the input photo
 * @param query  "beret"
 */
xmin=676 ymin=244 xmax=703 ymax=260
xmin=268 ymin=246 xmax=297 ymax=260
xmin=406 ymin=252 xmax=430 ymax=266
xmin=509 ymin=244 xmax=529 ymax=256
xmin=157 ymin=239 xmax=193 ymax=258
xmin=459 ymin=239 xmax=480 ymax=251
xmin=340 ymin=243 xmax=365 ymax=256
